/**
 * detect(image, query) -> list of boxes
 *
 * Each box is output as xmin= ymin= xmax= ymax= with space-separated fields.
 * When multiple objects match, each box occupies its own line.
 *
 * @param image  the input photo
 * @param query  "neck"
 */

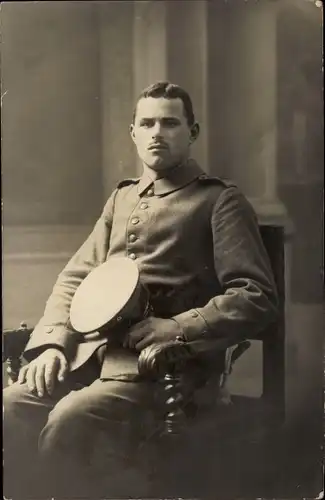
xmin=142 ymin=158 xmax=189 ymax=180
xmin=142 ymin=164 xmax=162 ymax=181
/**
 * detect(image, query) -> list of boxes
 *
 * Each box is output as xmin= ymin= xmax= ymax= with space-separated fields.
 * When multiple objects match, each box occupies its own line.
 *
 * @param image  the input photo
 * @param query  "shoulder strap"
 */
xmin=197 ymin=173 xmax=237 ymax=189
xmin=116 ymin=177 xmax=140 ymax=189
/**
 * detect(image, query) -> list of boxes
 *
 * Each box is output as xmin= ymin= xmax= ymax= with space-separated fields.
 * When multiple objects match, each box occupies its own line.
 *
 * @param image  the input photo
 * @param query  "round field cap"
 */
xmin=70 ymin=257 xmax=140 ymax=333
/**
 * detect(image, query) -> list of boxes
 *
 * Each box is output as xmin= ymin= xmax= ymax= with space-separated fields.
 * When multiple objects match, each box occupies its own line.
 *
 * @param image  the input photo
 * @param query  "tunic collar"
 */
xmin=137 ymin=159 xmax=204 ymax=196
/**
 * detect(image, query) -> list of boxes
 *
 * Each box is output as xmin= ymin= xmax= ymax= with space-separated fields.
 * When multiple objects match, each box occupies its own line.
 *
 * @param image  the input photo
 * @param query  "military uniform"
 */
xmin=24 ymin=158 xmax=278 ymax=379
xmin=3 ymin=158 xmax=278 ymax=498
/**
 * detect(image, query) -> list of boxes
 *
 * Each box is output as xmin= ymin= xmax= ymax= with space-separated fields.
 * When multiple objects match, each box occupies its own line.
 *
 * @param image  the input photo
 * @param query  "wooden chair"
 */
xmin=3 ymin=224 xmax=285 ymax=497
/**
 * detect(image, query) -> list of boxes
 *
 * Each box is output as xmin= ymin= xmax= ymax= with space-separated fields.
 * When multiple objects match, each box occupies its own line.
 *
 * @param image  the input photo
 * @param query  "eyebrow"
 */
xmin=139 ymin=116 xmax=181 ymax=123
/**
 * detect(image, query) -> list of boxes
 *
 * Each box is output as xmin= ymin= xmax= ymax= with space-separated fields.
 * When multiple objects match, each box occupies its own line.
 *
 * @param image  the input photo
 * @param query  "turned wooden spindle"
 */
xmin=162 ymin=371 xmax=187 ymax=435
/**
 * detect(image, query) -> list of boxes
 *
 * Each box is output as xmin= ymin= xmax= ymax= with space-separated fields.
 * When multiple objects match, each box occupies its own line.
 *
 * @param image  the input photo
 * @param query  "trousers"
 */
xmin=3 ymin=360 xmax=161 ymax=499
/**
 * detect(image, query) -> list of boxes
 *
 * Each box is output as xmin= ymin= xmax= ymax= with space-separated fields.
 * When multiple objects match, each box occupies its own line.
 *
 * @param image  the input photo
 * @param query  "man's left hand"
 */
xmin=123 ymin=317 xmax=183 ymax=351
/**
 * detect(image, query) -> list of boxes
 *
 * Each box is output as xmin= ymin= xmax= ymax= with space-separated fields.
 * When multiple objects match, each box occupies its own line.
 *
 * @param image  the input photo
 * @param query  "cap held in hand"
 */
xmin=70 ymin=257 xmax=148 ymax=334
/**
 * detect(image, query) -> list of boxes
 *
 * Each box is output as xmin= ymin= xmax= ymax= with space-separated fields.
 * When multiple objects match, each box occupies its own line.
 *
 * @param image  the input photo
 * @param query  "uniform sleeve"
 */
xmin=172 ymin=186 xmax=279 ymax=342
xmin=24 ymin=190 xmax=117 ymax=361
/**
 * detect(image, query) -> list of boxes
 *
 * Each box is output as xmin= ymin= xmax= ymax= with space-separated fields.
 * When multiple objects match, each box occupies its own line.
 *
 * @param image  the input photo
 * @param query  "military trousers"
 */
xmin=3 ymin=360 xmax=161 ymax=499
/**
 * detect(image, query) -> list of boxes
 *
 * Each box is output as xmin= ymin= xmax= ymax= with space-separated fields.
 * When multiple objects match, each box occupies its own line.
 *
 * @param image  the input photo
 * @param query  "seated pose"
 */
xmin=3 ymin=81 xmax=278 ymax=499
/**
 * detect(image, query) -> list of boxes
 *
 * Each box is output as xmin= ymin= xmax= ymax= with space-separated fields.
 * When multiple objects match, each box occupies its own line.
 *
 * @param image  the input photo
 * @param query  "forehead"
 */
xmin=135 ymin=97 xmax=186 ymax=121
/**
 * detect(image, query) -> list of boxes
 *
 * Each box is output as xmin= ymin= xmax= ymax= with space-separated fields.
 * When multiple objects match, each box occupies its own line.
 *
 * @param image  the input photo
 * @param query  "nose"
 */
xmin=151 ymin=121 xmax=163 ymax=139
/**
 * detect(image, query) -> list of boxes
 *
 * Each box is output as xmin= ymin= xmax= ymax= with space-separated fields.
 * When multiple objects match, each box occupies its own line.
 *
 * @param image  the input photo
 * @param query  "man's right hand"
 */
xmin=18 ymin=348 xmax=69 ymax=397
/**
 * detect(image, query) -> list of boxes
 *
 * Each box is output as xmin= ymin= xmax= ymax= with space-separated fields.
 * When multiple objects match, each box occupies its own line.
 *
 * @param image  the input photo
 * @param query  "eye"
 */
xmin=140 ymin=119 xmax=154 ymax=128
xmin=163 ymin=119 xmax=179 ymax=128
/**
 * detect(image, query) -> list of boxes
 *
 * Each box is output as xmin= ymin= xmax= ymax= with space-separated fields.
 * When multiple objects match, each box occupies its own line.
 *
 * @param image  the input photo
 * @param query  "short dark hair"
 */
xmin=132 ymin=81 xmax=195 ymax=126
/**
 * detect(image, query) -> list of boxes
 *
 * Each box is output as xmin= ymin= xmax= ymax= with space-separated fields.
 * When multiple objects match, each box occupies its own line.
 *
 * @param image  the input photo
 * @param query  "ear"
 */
xmin=129 ymin=124 xmax=136 ymax=144
xmin=189 ymin=122 xmax=200 ymax=144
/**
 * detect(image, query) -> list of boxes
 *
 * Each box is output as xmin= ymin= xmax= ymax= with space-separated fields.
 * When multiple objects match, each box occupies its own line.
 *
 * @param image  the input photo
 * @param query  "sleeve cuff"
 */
xmin=24 ymin=323 xmax=80 ymax=362
xmin=172 ymin=309 xmax=210 ymax=341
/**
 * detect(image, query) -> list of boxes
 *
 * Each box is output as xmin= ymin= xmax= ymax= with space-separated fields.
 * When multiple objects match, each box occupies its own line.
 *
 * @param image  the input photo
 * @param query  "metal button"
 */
xmin=131 ymin=217 xmax=139 ymax=225
xmin=129 ymin=253 xmax=137 ymax=260
xmin=129 ymin=233 xmax=137 ymax=242
xmin=147 ymin=189 xmax=154 ymax=196
xmin=45 ymin=327 xmax=54 ymax=334
xmin=140 ymin=202 xmax=148 ymax=210
xmin=191 ymin=311 xmax=198 ymax=318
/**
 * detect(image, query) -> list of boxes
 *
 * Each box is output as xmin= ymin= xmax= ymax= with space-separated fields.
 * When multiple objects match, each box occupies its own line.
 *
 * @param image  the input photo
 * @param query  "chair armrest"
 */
xmin=3 ymin=322 xmax=33 ymax=384
xmin=138 ymin=338 xmax=195 ymax=379
xmin=138 ymin=335 xmax=248 ymax=378
xmin=3 ymin=322 xmax=33 ymax=361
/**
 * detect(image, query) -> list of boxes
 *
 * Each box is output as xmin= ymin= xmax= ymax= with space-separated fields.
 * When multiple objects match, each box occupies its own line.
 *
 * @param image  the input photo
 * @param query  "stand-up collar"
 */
xmin=137 ymin=159 xmax=204 ymax=196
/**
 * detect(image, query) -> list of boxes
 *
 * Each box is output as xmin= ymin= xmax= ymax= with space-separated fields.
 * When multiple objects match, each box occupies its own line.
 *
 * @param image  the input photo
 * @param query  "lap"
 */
xmin=48 ymin=378 xmax=158 ymax=436
xmin=64 ymin=377 xmax=154 ymax=406
xmin=4 ymin=376 xmax=158 ymax=425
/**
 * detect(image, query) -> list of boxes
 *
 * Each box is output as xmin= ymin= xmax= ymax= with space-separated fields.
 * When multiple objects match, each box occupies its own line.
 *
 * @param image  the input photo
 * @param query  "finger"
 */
xmin=127 ymin=325 xmax=149 ymax=346
xmin=26 ymin=364 xmax=37 ymax=393
xmin=129 ymin=318 xmax=149 ymax=330
xmin=35 ymin=363 xmax=46 ymax=397
xmin=123 ymin=334 xmax=130 ymax=349
xmin=18 ymin=365 xmax=28 ymax=384
xmin=128 ymin=331 xmax=147 ymax=349
xmin=57 ymin=354 xmax=68 ymax=382
xmin=123 ymin=330 xmax=143 ymax=348
xmin=135 ymin=334 xmax=153 ymax=352
xmin=128 ymin=319 xmax=151 ymax=338
xmin=44 ymin=360 xmax=57 ymax=395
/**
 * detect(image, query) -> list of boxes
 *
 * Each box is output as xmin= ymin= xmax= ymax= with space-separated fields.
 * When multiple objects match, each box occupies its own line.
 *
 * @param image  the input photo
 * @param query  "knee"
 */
xmin=3 ymin=383 xmax=37 ymax=457
xmin=4 ymin=383 xmax=20 ymax=410
xmin=38 ymin=390 xmax=133 ymax=458
xmin=3 ymin=383 xmax=27 ymax=428
xmin=38 ymin=392 xmax=88 ymax=456
xmin=3 ymin=386 xmax=17 ymax=439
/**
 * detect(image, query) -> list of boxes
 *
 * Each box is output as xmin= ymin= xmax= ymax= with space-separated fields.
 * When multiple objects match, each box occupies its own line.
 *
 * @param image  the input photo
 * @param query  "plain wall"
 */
xmin=1 ymin=2 xmax=103 ymax=226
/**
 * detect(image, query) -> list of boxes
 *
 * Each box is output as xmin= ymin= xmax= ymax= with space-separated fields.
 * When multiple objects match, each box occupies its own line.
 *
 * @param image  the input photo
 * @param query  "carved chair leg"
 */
xmin=152 ymin=370 xmax=198 ymax=497
xmin=162 ymin=371 xmax=187 ymax=435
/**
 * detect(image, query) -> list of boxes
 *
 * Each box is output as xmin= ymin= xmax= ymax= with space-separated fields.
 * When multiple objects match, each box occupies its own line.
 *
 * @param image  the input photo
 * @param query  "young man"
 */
xmin=4 ymin=81 xmax=278 ymax=498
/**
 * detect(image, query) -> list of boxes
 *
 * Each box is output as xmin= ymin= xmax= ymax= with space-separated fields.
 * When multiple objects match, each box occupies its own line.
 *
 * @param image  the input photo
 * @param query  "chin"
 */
xmin=145 ymin=154 xmax=182 ymax=171
xmin=145 ymin=157 xmax=170 ymax=171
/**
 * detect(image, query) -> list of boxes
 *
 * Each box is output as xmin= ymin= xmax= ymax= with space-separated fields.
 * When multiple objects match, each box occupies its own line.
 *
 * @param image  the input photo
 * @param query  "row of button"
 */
xmin=128 ymin=197 xmax=151 ymax=260
xmin=131 ymin=202 xmax=149 ymax=225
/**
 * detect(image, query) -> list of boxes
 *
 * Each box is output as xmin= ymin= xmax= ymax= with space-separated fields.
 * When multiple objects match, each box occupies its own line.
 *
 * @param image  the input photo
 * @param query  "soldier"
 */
xmin=3 ymin=81 xmax=278 ymax=498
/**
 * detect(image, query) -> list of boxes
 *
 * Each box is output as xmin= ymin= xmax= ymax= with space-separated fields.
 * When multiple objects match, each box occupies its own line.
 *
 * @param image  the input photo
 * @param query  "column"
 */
xmin=207 ymin=1 xmax=228 ymax=178
xmin=224 ymin=1 xmax=288 ymax=225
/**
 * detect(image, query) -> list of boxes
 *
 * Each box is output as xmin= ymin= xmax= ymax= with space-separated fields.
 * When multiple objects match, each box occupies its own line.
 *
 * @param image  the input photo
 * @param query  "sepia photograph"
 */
xmin=2 ymin=0 xmax=324 ymax=498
